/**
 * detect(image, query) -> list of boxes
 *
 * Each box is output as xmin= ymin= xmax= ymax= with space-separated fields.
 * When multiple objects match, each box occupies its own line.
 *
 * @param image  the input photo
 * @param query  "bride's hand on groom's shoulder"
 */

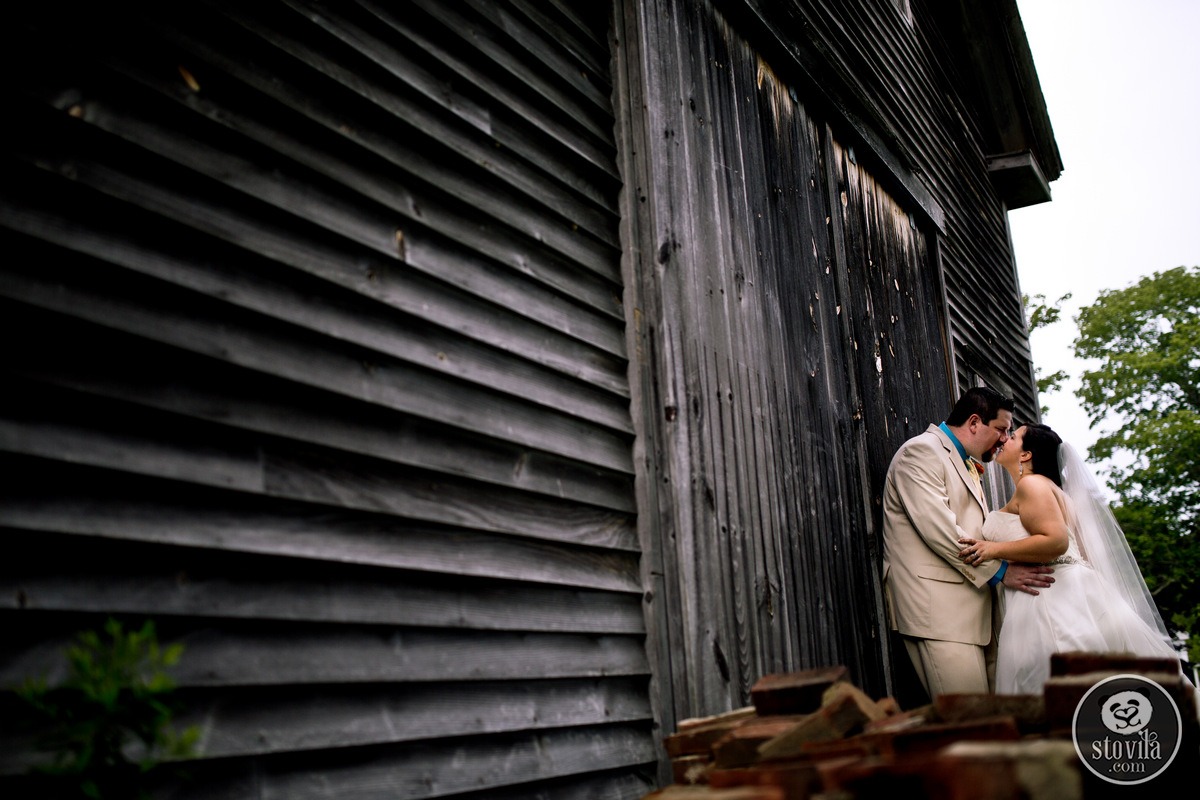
xmin=1001 ymin=563 xmax=1056 ymax=595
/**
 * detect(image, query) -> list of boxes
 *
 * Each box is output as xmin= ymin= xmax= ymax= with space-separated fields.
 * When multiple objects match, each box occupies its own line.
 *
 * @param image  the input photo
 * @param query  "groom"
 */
xmin=882 ymin=387 xmax=1054 ymax=698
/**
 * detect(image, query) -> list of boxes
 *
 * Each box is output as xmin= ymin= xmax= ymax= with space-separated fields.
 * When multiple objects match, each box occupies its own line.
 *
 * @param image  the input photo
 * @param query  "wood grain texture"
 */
xmin=0 ymin=679 xmax=652 ymax=772
xmin=728 ymin=0 xmax=1038 ymax=414
xmin=0 ymin=1 xmax=651 ymax=796
xmin=248 ymin=724 xmax=655 ymax=800
xmin=0 ymin=0 xmax=1046 ymax=792
xmin=2 ymin=293 xmax=635 ymax=509
xmin=1 ymin=625 xmax=650 ymax=689
xmin=135 ymin=727 xmax=656 ymax=800
xmin=0 ymin=254 xmax=634 ymax=473
xmin=1 ymin=537 xmax=644 ymax=634
xmin=0 ymin=497 xmax=641 ymax=595
xmin=0 ymin=404 xmax=637 ymax=551
xmin=616 ymin=0 xmax=951 ymax=727
xmin=174 ymin=679 xmax=651 ymax=758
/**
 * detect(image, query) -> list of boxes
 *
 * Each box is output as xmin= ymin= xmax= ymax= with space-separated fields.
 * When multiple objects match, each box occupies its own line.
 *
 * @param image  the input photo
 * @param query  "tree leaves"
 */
xmin=1073 ymin=266 xmax=1199 ymax=658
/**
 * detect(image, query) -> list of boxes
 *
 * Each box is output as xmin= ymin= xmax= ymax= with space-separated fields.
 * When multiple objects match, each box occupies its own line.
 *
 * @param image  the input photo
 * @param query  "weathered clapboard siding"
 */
xmin=153 ymin=726 xmax=657 ymax=800
xmin=0 ymin=465 xmax=639 ymax=592
xmin=726 ymin=0 xmax=1055 ymax=416
xmin=616 ymin=0 xmax=953 ymax=740
xmin=2 ymin=0 xmax=1055 ymax=792
xmin=2 ymin=534 xmax=644 ymax=631
xmin=1 ymin=1 xmax=656 ymax=797
xmin=614 ymin=1 xmax=1051 ymax=760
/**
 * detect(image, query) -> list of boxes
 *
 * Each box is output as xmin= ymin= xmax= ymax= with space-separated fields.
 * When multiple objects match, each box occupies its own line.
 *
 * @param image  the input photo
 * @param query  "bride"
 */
xmin=955 ymin=423 xmax=1191 ymax=697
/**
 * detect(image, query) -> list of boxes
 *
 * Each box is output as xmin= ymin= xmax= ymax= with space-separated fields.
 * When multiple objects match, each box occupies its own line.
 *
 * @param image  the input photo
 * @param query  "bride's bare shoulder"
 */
xmin=1015 ymin=475 xmax=1071 ymax=523
xmin=1012 ymin=474 xmax=1060 ymax=507
xmin=1016 ymin=474 xmax=1057 ymax=494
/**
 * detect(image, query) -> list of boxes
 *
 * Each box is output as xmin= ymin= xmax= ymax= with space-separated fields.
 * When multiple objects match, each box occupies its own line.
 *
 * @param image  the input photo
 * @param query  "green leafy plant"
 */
xmin=1072 ymin=266 xmax=1200 ymax=661
xmin=16 ymin=618 xmax=198 ymax=799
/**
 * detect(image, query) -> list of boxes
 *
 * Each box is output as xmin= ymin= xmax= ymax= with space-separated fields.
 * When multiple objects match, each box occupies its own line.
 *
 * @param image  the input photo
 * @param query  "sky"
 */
xmin=1007 ymin=0 xmax=1200 ymax=480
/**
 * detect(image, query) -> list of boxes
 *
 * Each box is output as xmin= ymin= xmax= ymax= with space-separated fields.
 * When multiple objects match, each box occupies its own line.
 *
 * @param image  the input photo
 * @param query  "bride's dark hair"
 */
xmin=1022 ymin=423 xmax=1064 ymax=487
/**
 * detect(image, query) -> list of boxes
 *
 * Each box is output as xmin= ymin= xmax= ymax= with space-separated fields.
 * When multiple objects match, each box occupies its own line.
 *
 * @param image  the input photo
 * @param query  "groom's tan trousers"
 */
xmin=903 ymin=636 xmax=991 ymax=697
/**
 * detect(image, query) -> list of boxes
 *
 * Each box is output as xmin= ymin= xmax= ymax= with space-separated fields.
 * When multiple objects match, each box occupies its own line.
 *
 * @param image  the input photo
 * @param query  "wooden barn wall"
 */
xmin=0 ymin=2 xmax=659 ymax=798
xmin=615 ymin=0 xmax=951 ymax=731
xmin=726 ymin=0 xmax=1040 ymax=417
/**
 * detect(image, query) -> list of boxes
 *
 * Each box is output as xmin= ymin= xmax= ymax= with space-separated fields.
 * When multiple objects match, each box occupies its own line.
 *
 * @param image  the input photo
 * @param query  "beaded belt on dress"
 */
xmin=1045 ymin=555 xmax=1088 ymax=567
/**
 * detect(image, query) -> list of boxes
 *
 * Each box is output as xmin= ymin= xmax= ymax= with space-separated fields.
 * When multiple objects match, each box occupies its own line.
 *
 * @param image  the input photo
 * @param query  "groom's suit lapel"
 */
xmin=956 ymin=451 xmax=989 ymax=514
xmin=930 ymin=426 xmax=988 ymax=514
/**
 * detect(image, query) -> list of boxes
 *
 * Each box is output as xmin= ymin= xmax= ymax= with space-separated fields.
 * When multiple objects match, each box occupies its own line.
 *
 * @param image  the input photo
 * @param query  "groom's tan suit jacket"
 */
xmin=882 ymin=424 xmax=1003 ymax=646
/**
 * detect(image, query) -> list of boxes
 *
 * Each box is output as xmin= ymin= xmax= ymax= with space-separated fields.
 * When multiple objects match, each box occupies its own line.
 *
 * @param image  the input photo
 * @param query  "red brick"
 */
xmin=643 ymin=785 xmax=785 ymax=799
xmin=755 ymin=711 xmax=847 ymax=762
xmin=817 ymin=740 xmax=1080 ymax=800
xmin=672 ymin=754 xmax=711 ymax=785
xmin=810 ymin=754 xmax=878 ymax=791
xmin=677 ymin=707 xmax=759 ymax=733
xmin=875 ymin=696 xmax=902 ymax=716
xmin=756 ymin=682 xmax=878 ymax=761
xmin=1042 ymin=674 xmax=1099 ymax=733
xmin=1044 ymin=670 xmax=1195 ymax=733
xmin=789 ymin=736 xmax=877 ymax=762
xmin=711 ymin=715 xmax=813 ymax=768
xmin=863 ymin=704 xmax=932 ymax=733
xmin=666 ymin=709 xmax=759 ymax=757
xmin=707 ymin=761 xmax=821 ymax=798
xmin=934 ymin=693 xmax=1046 ymax=733
xmin=817 ymin=753 xmax=940 ymax=797
xmin=750 ymin=666 xmax=849 ymax=716
xmin=799 ymin=710 xmax=1021 ymax=763
xmin=822 ymin=681 xmax=889 ymax=724
xmin=1049 ymin=650 xmax=1180 ymax=677
xmin=876 ymin=715 xmax=1021 ymax=757
xmin=933 ymin=740 xmax=1082 ymax=800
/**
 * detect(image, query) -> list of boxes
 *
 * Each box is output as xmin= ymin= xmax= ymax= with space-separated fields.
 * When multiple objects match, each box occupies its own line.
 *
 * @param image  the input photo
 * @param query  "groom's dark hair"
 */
xmin=1022 ymin=423 xmax=1064 ymax=487
xmin=946 ymin=386 xmax=1014 ymax=426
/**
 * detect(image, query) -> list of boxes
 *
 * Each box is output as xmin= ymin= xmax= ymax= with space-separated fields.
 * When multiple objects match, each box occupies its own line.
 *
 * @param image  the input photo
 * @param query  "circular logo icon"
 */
xmin=1072 ymin=674 xmax=1182 ymax=785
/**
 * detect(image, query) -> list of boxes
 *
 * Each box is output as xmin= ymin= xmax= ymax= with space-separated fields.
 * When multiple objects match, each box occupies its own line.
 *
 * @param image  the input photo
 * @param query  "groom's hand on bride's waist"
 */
xmin=1001 ymin=563 xmax=1056 ymax=595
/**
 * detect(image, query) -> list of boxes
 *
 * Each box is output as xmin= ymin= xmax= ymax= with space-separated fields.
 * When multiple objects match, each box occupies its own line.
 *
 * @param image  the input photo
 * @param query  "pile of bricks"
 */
xmin=645 ymin=652 xmax=1198 ymax=799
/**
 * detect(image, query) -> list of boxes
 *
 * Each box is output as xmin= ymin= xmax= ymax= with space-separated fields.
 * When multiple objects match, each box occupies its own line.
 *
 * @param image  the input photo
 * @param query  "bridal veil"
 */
xmin=1058 ymin=443 xmax=1175 ymax=647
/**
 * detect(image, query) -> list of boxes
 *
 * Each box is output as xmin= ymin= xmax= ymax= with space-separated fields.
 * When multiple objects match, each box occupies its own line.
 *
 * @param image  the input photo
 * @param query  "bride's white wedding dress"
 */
xmin=984 ymin=511 xmax=1184 ymax=695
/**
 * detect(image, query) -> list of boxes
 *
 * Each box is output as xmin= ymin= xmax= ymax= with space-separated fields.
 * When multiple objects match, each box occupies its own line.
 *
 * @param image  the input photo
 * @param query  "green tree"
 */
xmin=1073 ymin=266 xmax=1200 ymax=659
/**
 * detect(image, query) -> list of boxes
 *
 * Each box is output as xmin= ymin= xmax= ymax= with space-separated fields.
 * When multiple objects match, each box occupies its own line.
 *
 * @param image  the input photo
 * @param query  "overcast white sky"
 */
xmin=1008 ymin=0 xmax=1200 ymax=478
